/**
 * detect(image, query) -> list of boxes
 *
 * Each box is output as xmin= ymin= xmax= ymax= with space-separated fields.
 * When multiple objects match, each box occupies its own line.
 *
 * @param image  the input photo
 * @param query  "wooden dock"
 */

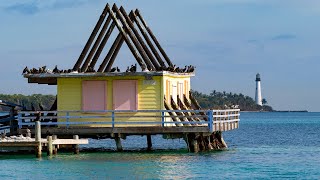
xmin=12 ymin=109 xmax=240 ymax=153
xmin=0 ymin=121 xmax=88 ymax=157
xmin=1 ymin=109 xmax=240 ymax=153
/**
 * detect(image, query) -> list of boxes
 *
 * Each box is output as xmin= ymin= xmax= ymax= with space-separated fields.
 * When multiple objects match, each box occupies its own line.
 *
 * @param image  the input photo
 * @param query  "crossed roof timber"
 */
xmin=73 ymin=3 xmax=174 ymax=73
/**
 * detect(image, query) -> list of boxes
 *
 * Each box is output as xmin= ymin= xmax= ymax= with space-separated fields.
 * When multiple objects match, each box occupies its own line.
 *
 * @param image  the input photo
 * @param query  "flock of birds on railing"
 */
xmin=22 ymin=64 xmax=195 ymax=75
xmin=224 ymin=104 xmax=240 ymax=109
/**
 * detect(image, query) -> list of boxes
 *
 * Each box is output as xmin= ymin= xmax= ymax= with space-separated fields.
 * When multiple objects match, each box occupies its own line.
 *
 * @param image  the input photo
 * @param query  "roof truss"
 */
xmin=73 ymin=3 xmax=174 ymax=73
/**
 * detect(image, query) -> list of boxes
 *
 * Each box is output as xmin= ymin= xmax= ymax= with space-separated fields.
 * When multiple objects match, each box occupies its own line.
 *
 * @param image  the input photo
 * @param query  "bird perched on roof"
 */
xmin=126 ymin=66 xmax=130 ymax=72
xmin=141 ymin=64 xmax=149 ymax=72
xmin=30 ymin=68 xmax=39 ymax=74
xmin=166 ymin=64 xmax=176 ymax=72
xmin=22 ymin=66 xmax=30 ymax=75
xmin=129 ymin=64 xmax=137 ymax=73
xmin=110 ymin=67 xmax=117 ymax=72
xmin=158 ymin=65 xmax=166 ymax=71
xmin=182 ymin=65 xmax=187 ymax=73
xmin=86 ymin=67 xmax=96 ymax=73
xmin=53 ymin=65 xmax=59 ymax=73
xmin=39 ymin=66 xmax=47 ymax=73
xmin=187 ymin=65 xmax=195 ymax=73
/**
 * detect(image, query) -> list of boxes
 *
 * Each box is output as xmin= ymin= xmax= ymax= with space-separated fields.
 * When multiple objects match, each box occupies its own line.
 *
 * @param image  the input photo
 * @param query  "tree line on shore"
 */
xmin=0 ymin=90 xmax=273 ymax=112
xmin=0 ymin=94 xmax=56 ymax=111
xmin=191 ymin=90 xmax=273 ymax=111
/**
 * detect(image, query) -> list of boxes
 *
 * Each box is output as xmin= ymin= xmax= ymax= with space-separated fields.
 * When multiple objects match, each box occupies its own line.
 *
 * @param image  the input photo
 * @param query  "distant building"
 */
xmin=255 ymin=73 xmax=262 ymax=106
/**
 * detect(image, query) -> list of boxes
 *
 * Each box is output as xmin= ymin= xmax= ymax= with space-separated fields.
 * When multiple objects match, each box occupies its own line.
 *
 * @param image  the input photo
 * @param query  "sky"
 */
xmin=0 ymin=0 xmax=320 ymax=112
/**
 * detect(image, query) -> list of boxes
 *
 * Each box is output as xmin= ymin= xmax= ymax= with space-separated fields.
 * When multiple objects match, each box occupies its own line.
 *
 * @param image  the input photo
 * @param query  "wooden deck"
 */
xmin=0 ymin=139 xmax=88 ymax=147
xmin=16 ymin=109 xmax=240 ymax=137
xmin=1 ymin=109 xmax=240 ymax=154
xmin=0 ymin=124 xmax=88 ymax=157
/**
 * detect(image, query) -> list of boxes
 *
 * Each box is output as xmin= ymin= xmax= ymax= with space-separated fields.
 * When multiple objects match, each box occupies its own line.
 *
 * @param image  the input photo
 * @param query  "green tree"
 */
xmin=262 ymin=98 xmax=267 ymax=105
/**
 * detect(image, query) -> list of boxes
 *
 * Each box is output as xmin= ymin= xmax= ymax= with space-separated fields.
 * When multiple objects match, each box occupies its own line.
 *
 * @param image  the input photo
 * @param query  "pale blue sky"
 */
xmin=0 ymin=0 xmax=319 ymax=111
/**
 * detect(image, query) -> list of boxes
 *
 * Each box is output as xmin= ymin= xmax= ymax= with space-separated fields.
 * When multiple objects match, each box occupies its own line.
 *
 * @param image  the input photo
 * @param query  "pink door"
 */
xmin=113 ymin=80 xmax=137 ymax=110
xmin=82 ymin=81 xmax=106 ymax=111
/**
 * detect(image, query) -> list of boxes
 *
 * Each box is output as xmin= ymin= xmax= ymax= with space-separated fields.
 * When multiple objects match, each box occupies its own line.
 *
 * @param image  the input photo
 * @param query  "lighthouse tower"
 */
xmin=255 ymin=73 xmax=262 ymax=106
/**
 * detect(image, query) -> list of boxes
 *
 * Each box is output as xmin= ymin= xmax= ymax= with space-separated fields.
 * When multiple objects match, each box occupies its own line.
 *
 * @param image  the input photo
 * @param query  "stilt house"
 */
xmin=24 ymin=4 xmax=200 ymax=127
xmin=20 ymin=3 xmax=240 ymax=152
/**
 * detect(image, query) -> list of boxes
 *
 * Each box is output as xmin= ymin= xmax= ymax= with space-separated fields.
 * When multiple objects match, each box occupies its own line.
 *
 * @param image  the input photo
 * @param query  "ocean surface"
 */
xmin=1 ymin=112 xmax=320 ymax=179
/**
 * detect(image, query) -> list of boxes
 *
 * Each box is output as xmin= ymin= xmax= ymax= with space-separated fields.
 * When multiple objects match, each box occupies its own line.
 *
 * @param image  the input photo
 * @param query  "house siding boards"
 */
xmin=161 ymin=74 xmax=192 ymax=125
xmin=163 ymin=75 xmax=191 ymax=104
xmin=57 ymin=78 xmax=82 ymax=111
xmin=57 ymin=75 xmax=162 ymax=127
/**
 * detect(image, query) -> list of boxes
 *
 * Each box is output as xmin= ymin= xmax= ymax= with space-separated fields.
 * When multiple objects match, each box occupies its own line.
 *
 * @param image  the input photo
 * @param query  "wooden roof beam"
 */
xmin=105 ymin=4 xmax=146 ymax=70
xmin=81 ymin=15 xmax=112 ymax=72
xmin=112 ymin=4 xmax=155 ymax=71
xmin=104 ymin=34 xmax=125 ymax=72
xmin=135 ymin=9 xmax=174 ymax=67
xmin=89 ymin=22 xmax=116 ymax=70
xmin=130 ymin=10 xmax=166 ymax=68
xmin=73 ymin=3 xmax=109 ymax=71
xmin=98 ymin=33 xmax=123 ymax=72
xmin=119 ymin=7 xmax=161 ymax=71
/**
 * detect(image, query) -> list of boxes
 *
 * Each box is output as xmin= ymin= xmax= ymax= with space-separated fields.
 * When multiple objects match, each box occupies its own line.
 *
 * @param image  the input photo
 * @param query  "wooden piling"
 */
xmin=115 ymin=135 xmax=123 ymax=151
xmin=147 ymin=135 xmax=152 ymax=151
xmin=47 ymin=136 xmax=53 ymax=156
xmin=207 ymin=136 xmax=213 ymax=150
xmin=35 ymin=121 xmax=42 ymax=158
xmin=185 ymin=133 xmax=199 ymax=153
xmin=191 ymin=139 xmax=199 ymax=153
xmin=52 ymin=135 xmax=58 ymax=155
xmin=73 ymin=135 xmax=80 ymax=154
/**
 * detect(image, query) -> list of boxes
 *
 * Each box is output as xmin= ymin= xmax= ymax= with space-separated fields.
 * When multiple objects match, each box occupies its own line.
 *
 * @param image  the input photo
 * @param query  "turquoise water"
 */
xmin=1 ymin=112 xmax=320 ymax=179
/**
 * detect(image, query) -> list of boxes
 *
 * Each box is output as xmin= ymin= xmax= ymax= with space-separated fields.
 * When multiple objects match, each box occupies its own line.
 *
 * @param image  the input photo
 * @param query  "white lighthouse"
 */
xmin=255 ymin=73 xmax=262 ymax=106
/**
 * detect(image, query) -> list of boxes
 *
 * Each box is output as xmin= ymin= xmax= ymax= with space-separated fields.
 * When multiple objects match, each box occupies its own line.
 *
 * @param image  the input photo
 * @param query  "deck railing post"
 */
xmin=18 ymin=113 xmax=22 ymax=129
xmin=66 ymin=112 xmax=70 ymax=128
xmin=161 ymin=111 xmax=165 ymax=127
xmin=47 ymin=135 xmax=53 ymax=156
xmin=112 ymin=111 xmax=115 ymax=128
xmin=35 ymin=121 xmax=42 ymax=158
xmin=208 ymin=110 xmax=213 ymax=133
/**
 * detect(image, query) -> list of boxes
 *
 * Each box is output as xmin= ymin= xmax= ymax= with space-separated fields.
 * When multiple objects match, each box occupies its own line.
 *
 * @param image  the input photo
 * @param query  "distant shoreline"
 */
xmin=241 ymin=110 xmax=308 ymax=113
xmin=273 ymin=110 xmax=308 ymax=112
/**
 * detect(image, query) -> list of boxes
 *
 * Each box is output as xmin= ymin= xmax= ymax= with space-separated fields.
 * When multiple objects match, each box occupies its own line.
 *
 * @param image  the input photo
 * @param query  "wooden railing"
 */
xmin=17 ymin=109 xmax=240 ymax=132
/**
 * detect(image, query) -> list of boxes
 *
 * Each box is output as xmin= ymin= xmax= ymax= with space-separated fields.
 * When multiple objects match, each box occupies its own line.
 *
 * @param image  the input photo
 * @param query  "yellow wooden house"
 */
xmin=24 ymin=4 xmax=197 ymax=127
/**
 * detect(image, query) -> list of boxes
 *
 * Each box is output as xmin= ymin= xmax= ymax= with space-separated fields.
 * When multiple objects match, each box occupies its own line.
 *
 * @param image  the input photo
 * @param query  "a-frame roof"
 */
xmin=74 ymin=3 xmax=174 ymax=73
xmin=23 ymin=3 xmax=195 ymax=85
